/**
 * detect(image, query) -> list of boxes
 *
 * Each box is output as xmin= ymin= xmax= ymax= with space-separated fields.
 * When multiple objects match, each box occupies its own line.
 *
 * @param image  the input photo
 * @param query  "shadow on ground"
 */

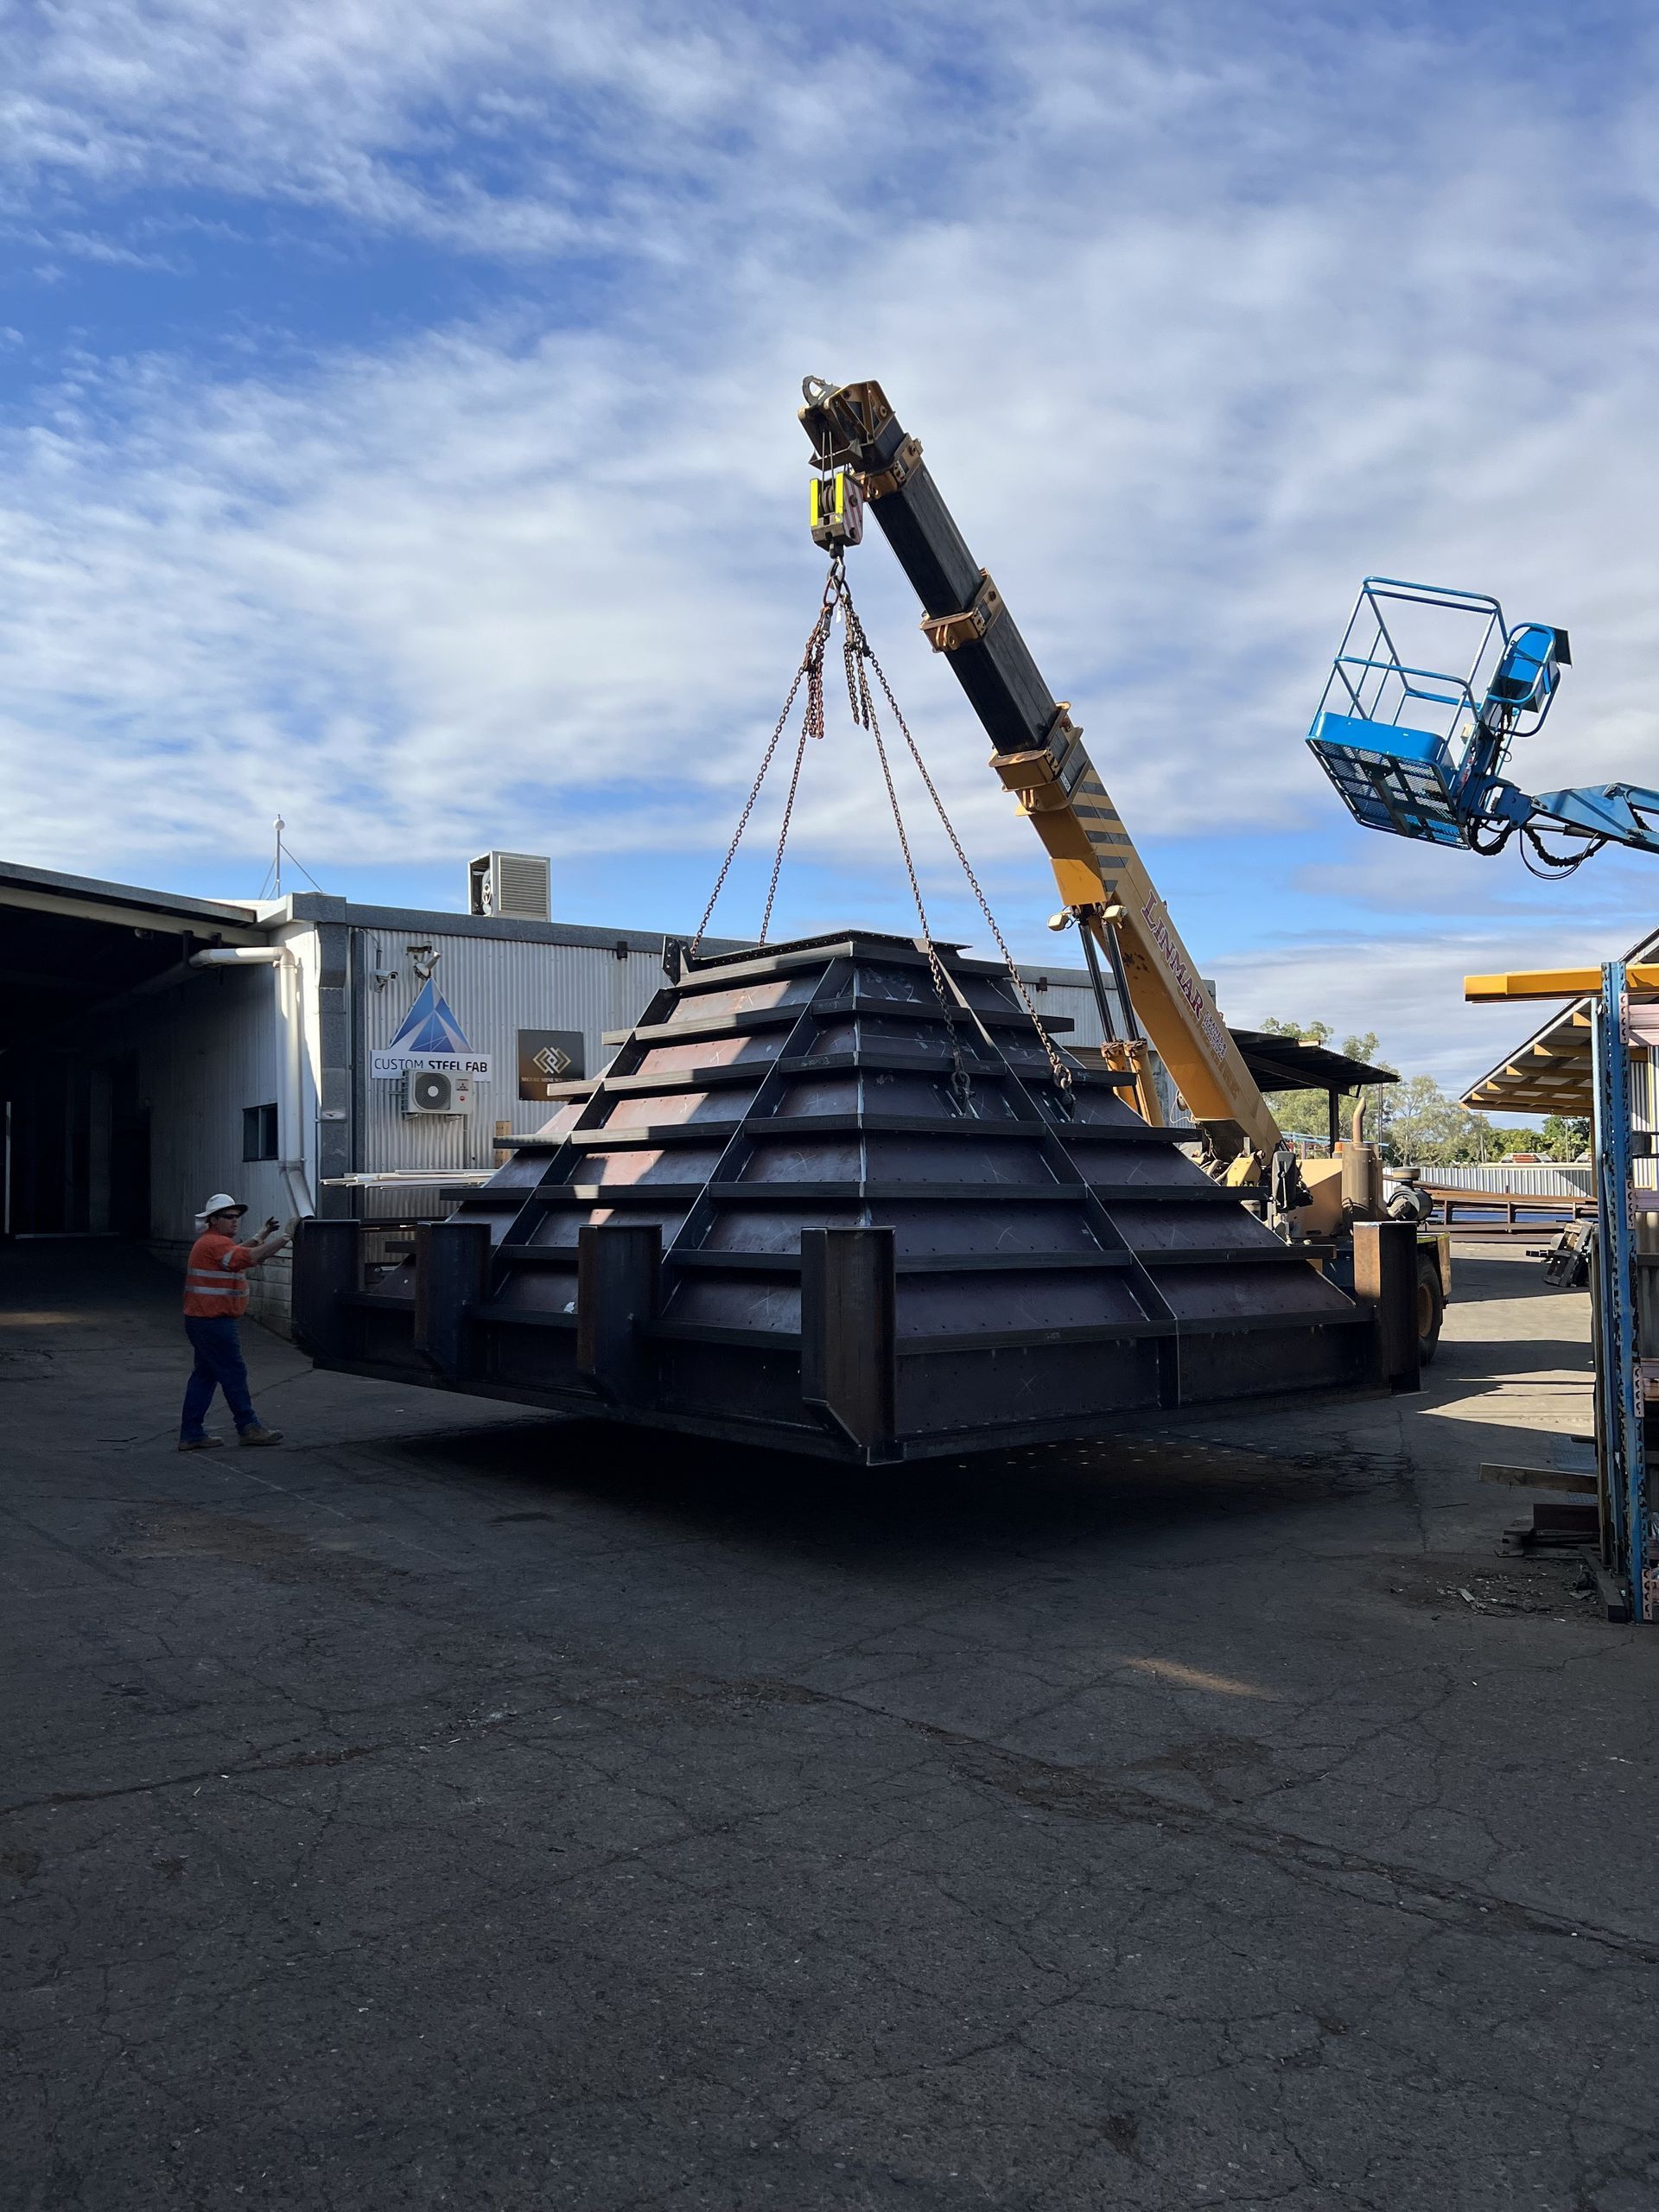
xmin=374 ymin=1413 xmax=1403 ymax=1565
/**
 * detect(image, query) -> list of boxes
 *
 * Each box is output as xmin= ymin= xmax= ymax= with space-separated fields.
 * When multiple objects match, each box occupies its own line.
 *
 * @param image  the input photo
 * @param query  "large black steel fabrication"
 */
xmin=295 ymin=933 xmax=1410 ymax=1461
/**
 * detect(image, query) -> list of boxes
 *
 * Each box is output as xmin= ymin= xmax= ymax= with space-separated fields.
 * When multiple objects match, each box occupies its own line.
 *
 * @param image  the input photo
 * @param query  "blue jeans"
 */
xmin=181 ymin=1316 xmax=257 ymax=1439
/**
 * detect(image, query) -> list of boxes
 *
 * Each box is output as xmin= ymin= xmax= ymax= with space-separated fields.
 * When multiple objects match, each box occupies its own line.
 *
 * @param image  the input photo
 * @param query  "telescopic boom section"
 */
xmin=798 ymin=376 xmax=1287 ymax=1170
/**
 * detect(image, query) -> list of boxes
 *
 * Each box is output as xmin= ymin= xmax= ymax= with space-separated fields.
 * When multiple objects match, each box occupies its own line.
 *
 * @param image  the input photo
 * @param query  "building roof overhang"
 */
xmin=0 ymin=860 xmax=265 ymax=942
xmin=1227 ymin=1028 xmax=1398 ymax=1096
xmin=1461 ymin=923 xmax=1659 ymax=1118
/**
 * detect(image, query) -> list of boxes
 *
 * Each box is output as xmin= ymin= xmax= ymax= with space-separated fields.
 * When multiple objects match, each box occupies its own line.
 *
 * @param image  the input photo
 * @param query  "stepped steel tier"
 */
xmin=294 ymin=933 xmax=1406 ymax=1462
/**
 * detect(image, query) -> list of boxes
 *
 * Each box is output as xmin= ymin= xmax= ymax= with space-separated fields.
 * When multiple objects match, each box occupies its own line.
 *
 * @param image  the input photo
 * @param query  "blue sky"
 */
xmin=3 ymin=1 xmax=1657 ymax=1092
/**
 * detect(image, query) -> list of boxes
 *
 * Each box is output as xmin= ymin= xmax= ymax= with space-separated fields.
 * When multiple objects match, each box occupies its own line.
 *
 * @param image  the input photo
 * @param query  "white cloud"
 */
xmin=1207 ymin=913 xmax=1626 ymax=1102
xmin=0 ymin=2 xmax=900 ymax=253
xmin=1202 ymin=832 xmax=1659 ymax=1094
xmin=1 ymin=3 xmax=1657 ymax=1084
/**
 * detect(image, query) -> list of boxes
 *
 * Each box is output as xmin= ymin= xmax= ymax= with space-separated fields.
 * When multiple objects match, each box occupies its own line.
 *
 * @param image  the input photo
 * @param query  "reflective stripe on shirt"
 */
xmin=185 ymin=1240 xmax=252 ymax=1313
xmin=183 ymin=1232 xmax=256 ymax=1314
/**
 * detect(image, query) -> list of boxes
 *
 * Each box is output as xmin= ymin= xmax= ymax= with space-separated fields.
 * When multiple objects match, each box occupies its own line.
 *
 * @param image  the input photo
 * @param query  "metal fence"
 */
xmin=1410 ymin=1162 xmax=1592 ymax=1198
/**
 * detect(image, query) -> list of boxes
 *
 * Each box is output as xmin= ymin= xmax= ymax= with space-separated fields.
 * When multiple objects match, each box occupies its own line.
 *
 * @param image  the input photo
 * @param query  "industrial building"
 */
xmin=0 ymin=855 xmax=1117 ymax=1328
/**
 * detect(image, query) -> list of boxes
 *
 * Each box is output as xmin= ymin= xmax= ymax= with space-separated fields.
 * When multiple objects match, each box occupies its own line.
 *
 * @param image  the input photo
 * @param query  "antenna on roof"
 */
xmin=257 ymin=814 xmax=328 ymax=901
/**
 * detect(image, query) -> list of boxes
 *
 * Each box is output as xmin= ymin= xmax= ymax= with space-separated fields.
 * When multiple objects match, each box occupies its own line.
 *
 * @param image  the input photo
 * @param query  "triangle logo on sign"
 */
xmin=385 ymin=977 xmax=472 ymax=1056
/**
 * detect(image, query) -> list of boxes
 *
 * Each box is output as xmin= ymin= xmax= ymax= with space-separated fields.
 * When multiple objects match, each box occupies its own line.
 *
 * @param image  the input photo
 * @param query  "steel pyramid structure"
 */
xmin=297 ymin=931 xmax=1393 ymax=1464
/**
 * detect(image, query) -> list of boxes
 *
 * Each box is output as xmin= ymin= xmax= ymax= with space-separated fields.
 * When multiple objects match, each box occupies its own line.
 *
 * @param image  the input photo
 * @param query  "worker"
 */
xmin=179 ymin=1194 xmax=294 ymax=1451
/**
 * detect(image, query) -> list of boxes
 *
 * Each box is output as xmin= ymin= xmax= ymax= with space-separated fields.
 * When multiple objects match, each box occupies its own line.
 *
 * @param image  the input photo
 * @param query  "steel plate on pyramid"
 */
xmin=296 ymin=932 xmax=1384 ymax=1462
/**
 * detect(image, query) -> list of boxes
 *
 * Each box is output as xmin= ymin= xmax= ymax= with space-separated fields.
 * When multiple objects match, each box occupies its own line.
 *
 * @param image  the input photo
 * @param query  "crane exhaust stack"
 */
xmin=295 ymin=932 xmax=1404 ymax=1463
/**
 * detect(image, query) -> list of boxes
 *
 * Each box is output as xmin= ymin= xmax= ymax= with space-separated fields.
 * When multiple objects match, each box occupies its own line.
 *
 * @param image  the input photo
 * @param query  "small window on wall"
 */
xmin=243 ymin=1103 xmax=278 ymax=1161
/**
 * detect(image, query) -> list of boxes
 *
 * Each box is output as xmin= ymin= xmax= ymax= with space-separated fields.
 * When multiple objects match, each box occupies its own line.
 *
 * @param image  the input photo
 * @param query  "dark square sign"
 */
xmin=518 ymin=1028 xmax=586 ymax=1101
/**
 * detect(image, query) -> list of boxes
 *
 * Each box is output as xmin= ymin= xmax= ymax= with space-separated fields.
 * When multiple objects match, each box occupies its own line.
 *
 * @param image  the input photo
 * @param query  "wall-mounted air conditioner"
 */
xmin=404 ymin=1070 xmax=474 ymax=1117
xmin=467 ymin=850 xmax=550 ymax=921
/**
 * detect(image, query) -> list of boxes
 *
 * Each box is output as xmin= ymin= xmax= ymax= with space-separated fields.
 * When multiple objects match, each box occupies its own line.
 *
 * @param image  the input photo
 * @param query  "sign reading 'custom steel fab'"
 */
xmin=371 ymin=977 xmax=493 ymax=1080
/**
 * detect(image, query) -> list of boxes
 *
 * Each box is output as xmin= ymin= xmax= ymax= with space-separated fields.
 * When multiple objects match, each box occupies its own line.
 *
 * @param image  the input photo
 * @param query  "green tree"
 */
xmin=1256 ymin=1016 xmax=1394 ymax=1147
xmin=1379 ymin=1074 xmax=1502 ymax=1166
xmin=1541 ymin=1114 xmax=1592 ymax=1162
xmin=1250 ymin=1014 xmax=1574 ymax=1166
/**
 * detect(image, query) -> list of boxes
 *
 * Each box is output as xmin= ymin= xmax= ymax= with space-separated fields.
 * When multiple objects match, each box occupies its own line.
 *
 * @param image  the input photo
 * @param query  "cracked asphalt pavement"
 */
xmin=3 ymin=1238 xmax=1656 ymax=2209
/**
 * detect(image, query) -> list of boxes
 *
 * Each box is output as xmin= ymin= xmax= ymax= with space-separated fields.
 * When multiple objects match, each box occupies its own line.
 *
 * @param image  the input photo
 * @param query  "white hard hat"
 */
xmin=195 ymin=1192 xmax=247 ymax=1227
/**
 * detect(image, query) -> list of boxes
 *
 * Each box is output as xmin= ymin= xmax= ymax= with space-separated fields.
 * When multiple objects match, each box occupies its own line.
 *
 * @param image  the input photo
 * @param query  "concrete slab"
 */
xmin=3 ymin=1237 xmax=1656 ymax=2209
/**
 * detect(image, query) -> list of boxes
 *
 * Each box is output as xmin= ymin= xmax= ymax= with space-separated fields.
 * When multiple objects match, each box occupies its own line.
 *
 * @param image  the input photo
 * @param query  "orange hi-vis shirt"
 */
xmin=183 ymin=1230 xmax=256 ymax=1318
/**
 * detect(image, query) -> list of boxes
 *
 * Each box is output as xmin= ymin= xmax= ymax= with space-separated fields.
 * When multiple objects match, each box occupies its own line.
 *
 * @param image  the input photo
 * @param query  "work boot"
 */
xmin=178 ymin=1435 xmax=225 ymax=1452
xmin=238 ymin=1425 xmax=284 ymax=1447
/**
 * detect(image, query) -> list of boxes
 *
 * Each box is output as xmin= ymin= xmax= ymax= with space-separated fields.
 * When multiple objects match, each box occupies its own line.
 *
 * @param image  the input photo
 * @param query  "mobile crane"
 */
xmin=797 ymin=376 xmax=1447 ymax=1351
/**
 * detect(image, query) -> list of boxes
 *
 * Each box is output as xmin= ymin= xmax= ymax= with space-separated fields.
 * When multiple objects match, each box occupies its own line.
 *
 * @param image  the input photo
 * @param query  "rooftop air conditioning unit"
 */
xmin=404 ymin=1070 xmax=474 ymax=1117
xmin=468 ymin=850 xmax=550 ymax=922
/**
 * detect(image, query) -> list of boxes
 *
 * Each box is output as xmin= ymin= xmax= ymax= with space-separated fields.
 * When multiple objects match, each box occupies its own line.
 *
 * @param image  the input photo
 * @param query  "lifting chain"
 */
xmin=760 ymin=562 xmax=836 ymax=942
xmin=834 ymin=578 xmax=1076 ymax=1108
xmin=690 ymin=553 xmax=1077 ymax=1114
xmin=688 ymin=569 xmax=837 ymax=959
xmin=833 ymin=573 xmax=975 ymax=1113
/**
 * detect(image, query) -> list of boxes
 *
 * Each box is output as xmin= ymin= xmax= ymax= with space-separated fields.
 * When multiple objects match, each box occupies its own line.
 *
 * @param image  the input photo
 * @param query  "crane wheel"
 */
xmin=1416 ymin=1252 xmax=1445 ymax=1366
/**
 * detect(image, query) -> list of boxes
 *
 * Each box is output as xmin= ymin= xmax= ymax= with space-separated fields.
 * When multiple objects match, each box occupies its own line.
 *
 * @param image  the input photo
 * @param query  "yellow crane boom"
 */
xmin=798 ymin=376 xmax=1292 ymax=1180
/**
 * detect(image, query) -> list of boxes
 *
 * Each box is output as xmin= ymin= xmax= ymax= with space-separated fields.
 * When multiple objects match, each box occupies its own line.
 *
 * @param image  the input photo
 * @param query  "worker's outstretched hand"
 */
xmin=260 ymin=1217 xmax=281 ymax=1238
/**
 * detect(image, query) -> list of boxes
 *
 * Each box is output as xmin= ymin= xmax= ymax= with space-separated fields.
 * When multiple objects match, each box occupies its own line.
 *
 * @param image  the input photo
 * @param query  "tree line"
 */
xmin=1255 ymin=1017 xmax=1590 ymax=1168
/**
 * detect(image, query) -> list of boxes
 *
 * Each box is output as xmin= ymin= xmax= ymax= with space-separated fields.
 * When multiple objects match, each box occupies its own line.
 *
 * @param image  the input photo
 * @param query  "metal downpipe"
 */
xmin=188 ymin=945 xmax=317 ymax=1218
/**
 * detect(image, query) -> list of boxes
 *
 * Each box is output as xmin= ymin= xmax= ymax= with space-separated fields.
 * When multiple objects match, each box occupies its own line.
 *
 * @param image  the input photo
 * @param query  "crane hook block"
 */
xmin=810 ymin=467 xmax=864 ymax=550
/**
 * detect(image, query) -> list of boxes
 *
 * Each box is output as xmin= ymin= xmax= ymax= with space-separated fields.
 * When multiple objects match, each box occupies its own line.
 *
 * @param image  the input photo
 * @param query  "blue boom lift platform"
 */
xmin=1307 ymin=576 xmax=1659 ymax=871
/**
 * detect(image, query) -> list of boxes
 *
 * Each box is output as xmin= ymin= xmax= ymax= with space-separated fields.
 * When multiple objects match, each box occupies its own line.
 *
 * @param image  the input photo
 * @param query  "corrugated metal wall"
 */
xmin=95 ymin=928 xmax=321 ymax=1326
xmin=354 ymin=931 xmax=1114 ymax=1196
xmin=105 ymin=957 xmax=289 ymax=1323
xmin=278 ymin=924 xmax=323 ymax=1324
xmin=356 ymin=931 xmax=677 ymax=1185
xmin=1421 ymin=1162 xmax=1593 ymax=1197
xmin=1020 ymin=965 xmax=1111 ymax=1053
xmin=97 ymin=917 xmax=1121 ymax=1302
xmin=112 ymin=963 xmax=286 ymax=1241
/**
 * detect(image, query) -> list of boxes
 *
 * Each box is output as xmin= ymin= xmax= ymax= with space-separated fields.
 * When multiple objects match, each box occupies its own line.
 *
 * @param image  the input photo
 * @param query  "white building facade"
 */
xmin=3 ymin=861 xmax=1120 ymax=1331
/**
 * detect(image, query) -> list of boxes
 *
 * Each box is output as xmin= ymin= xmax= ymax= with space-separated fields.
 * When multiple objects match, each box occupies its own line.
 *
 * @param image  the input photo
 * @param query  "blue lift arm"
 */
xmin=1306 ymin=577 xmax=1659 ymax=872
